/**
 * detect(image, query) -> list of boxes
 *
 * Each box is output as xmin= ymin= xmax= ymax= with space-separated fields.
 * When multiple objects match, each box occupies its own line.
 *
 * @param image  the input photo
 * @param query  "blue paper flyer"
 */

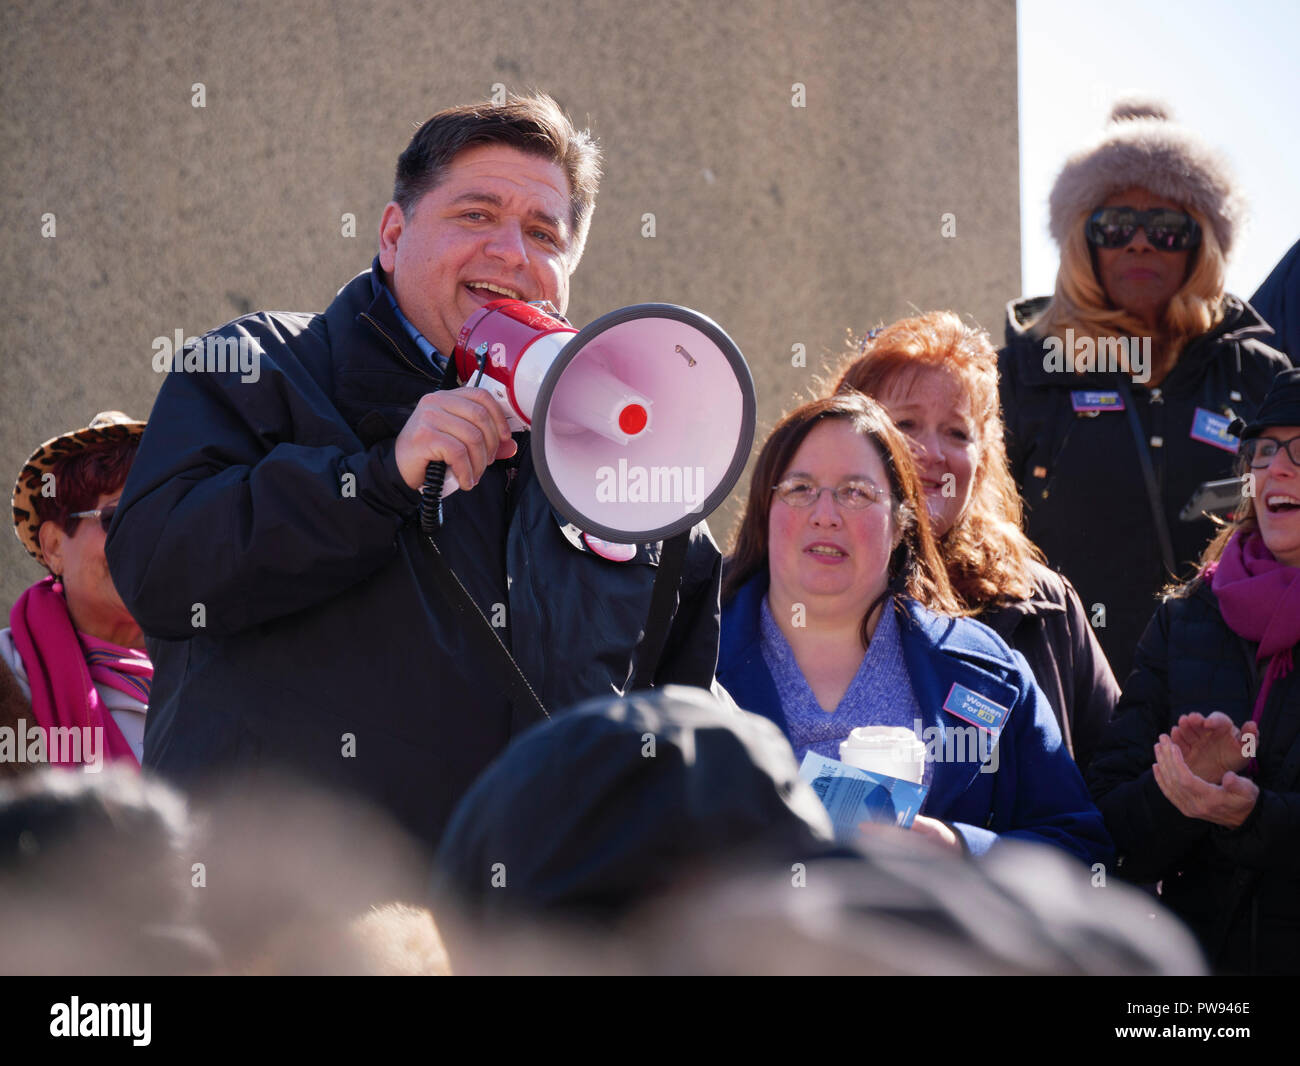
xmin=798 ymin=751 xmax=929 ymax=836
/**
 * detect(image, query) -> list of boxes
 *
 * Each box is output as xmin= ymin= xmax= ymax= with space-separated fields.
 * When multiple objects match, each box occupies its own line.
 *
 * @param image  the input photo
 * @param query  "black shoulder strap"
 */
xmin=413 ymin=352 xmax=551 ymax=729
xmin=418 ymin=533 xmax=549 ymax=729
xmin=629 ymin=531 xmax=691 ymax=690
xmin=1116 ymin=377 xmax=1178 ymax=577
xmin=420 ymin=528 xmax=691 ymax=719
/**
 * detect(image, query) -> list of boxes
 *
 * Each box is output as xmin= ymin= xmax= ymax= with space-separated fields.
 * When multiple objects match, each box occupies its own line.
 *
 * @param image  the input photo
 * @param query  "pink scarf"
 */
xmin=9 ymin=576 xmax=143 ymax=767
xmin=1208 ymin=530 xmax=1300 ymax=771
xmin=81 ymin=632 xmax=153 ymax=705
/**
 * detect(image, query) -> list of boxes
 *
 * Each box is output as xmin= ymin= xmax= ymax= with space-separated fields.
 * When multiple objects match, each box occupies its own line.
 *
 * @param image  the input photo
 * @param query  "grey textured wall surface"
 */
xmin=0 ymin=0 xmax=1019 ymax=610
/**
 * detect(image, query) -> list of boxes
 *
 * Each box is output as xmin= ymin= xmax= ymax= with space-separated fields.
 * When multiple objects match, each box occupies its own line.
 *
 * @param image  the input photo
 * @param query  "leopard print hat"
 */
xmin=11 ymin=411 xmax=146 ymax=566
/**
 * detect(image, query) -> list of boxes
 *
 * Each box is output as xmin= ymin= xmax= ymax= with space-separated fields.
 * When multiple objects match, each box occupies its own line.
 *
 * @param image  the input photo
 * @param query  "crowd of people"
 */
xmin=3 ymin=92 xmax=1297 ymax=976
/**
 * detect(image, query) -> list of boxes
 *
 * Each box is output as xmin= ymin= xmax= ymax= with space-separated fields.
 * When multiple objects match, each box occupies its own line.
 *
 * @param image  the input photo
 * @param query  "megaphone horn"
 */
xmin=445 ymin=299 xmax=756 ymax=542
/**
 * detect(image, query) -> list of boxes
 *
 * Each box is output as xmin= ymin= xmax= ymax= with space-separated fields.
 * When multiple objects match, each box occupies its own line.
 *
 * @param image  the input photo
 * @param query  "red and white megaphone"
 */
xmin=444 ymin=298 xmax=755 ymax=542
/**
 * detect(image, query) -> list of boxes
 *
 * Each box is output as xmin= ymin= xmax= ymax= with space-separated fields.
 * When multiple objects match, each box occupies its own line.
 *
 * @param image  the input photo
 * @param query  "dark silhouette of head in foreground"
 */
xmin=434 ymin=686 xmax=1204 ymax=976
xmin=434 ymin=685 xmax=833 ymax=927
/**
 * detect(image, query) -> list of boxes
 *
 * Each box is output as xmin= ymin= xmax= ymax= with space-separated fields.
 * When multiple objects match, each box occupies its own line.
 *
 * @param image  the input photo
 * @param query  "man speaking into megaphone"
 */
xmin=107 ymin=93 xmax=751 ymax=853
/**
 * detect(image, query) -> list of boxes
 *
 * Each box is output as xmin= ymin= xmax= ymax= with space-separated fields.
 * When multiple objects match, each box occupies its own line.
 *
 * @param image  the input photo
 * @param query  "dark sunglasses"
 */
xmin=68 ymin=504 xmax=118 ymax=533
xmin=1085 ymin=207 xmax=1202 ymax=251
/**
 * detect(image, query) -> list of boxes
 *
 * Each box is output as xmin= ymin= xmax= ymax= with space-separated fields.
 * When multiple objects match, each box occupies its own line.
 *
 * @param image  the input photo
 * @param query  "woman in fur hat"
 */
xmin=998 ymin=101 xmax=1290 ymax=684
xmin=1 ymin=413 xmax=151 ymax=775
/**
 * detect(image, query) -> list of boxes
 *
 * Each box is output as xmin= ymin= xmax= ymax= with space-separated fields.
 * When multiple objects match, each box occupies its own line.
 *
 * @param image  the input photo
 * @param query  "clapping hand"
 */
xmin=1152 ymin=722 xmax=1261 ymax=829
xmin=1168 ymin=711 xmax=1257 ymax=784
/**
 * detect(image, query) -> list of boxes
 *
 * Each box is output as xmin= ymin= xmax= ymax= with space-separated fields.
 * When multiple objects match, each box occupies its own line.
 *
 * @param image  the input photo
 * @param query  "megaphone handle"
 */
xmin=420 ymin=345 xmax=491 ymax=534
xmin=420 ymin=459 xmax=447 ymax=533
xmin=419 ymin=347 xmax=481 ymax=534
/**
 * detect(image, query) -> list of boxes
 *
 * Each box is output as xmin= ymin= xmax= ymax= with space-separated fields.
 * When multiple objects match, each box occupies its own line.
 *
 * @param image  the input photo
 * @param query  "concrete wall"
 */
xmin=0 ymin=0 xmax=1020 ymax=610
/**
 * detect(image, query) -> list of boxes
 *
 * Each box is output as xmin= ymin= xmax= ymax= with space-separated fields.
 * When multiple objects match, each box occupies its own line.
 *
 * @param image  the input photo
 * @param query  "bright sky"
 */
xmin=1018 ymin=0 xmax=1300 ymax=300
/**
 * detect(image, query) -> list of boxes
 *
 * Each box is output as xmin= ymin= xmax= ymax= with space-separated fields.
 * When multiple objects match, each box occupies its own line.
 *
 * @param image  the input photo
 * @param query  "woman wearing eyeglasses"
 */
xmin=1088 ymin=370 xmax=1300 ymax=974
xmin=998 ymin=101 xmax=1289 ymax=684
xmin=717 ymin=392 xmax=1110 ymax=864
xmin=1 ymin=413 xmax=151 ymax=772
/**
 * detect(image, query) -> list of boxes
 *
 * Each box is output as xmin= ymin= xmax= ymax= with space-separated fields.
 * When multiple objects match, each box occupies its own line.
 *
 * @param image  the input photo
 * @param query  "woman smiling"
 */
xmin=1089 ymin=369 xmax=1300 ymax=973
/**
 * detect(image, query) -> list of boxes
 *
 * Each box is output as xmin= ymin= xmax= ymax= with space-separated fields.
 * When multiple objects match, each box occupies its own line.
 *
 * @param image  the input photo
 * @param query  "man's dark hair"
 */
xmin=393 ymin=92 xmax=602 ymax=264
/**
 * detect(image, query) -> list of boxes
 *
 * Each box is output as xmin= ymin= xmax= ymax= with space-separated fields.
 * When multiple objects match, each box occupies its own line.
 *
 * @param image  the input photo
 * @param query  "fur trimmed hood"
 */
xmin=1049 ymin=99 xmax=1244 ymax=257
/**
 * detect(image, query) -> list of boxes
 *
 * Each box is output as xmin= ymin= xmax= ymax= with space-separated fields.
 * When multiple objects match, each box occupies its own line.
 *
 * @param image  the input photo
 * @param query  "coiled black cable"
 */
xmin=419 ymin=345 xmax=488 ymax=533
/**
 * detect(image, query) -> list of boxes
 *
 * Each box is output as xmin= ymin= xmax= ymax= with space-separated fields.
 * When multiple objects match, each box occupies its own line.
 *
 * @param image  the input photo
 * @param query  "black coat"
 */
xmin=1252 ymin=237 xmax=1300 ymax=359
xmin=1086 ymin=578 xmax=1300 ymax=974
xmin=106 ymin=262 xmax=723 ymax=853
xmin=998 ymin=295 xmax=1288 ymax=682
xmin=978 ymin=560 xmax=1119 ymax=772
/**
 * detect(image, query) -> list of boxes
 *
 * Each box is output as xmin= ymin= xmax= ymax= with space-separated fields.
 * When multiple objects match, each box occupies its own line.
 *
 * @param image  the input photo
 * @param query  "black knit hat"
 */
xmin=1231 ymin=369 xmax=1300 ymax=440
xmin=433 ymin=686 xmax=833 ymax=924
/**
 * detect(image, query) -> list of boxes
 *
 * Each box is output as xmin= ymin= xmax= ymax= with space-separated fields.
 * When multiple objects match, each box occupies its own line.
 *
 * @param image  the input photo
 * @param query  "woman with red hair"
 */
xmin=838 ymin=312 xmax=1118 ymax=770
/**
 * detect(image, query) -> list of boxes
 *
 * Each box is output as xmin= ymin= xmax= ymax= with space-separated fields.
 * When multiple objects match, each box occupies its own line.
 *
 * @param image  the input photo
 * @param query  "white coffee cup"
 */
xmin=839 ymin=726 xmax=925 ymax=784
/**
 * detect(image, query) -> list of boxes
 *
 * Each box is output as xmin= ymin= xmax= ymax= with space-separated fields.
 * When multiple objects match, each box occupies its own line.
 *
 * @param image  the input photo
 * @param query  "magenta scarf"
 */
xmin=9 ymin=576 xmax=142 ymax=767
xmin=81 ymin=632 xmax=153 ymax=706
xmin=1208 ymin=530 xmax=1300 ymax=769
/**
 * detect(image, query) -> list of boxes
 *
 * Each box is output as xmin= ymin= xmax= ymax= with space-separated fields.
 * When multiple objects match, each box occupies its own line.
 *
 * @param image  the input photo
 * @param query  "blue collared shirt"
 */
xmin=385 ymin=285 xmax=448 ymax=377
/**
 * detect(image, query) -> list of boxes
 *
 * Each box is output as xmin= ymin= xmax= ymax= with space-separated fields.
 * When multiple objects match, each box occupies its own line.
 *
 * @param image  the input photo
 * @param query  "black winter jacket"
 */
xmin=1087 ymin=578 xmax=1300 ymax=974
xmin=978 ymin=560 xmax=1119 ymax=772
xmin=106 ymin=262 xmax=724 ymax=852
xmin=998 ymin=295 xmax=1288 ymax=683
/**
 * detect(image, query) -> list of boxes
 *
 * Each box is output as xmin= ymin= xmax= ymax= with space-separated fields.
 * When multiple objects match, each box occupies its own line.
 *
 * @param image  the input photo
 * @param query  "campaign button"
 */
xmin=1071 ymin=390 xmax=1125 ymax=413
xmin=1190 ymin=407 xmax=1239 ymax=453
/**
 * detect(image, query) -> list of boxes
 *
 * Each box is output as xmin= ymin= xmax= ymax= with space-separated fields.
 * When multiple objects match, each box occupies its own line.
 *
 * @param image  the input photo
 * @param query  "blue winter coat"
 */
xmin=718 ymin=573 xmax=1112 ymax=865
